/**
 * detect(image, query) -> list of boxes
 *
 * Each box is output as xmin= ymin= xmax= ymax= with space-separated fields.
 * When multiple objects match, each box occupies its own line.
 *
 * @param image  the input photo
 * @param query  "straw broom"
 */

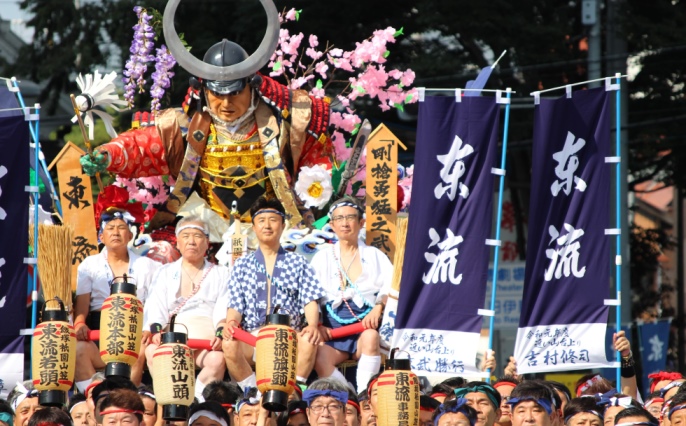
xmin=29 ymin=224 xmax=74 ymax=312
xmin=391 ymin=214 xmax=408 ymax=293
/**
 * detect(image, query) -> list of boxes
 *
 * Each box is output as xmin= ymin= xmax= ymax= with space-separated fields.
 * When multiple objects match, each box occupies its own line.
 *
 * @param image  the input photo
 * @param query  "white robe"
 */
xmin=310 ymin=241 xmax=393 ymax=309
xmin=144 ymin=259 xmax=231 ymax=340
xmin=75 ymin=248 xmax=161 ymax=311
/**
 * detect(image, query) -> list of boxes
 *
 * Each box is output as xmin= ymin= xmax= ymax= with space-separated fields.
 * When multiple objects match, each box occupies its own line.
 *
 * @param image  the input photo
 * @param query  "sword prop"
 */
xmin=335 ymin=119 xmax=372 ymax=198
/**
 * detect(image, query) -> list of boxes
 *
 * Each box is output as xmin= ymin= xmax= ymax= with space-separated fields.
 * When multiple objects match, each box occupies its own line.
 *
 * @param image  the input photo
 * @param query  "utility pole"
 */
xmin=583 ymin=0 xmax=602 ymax=87
xmin=605 ymin=0 xmax=631 ymax=326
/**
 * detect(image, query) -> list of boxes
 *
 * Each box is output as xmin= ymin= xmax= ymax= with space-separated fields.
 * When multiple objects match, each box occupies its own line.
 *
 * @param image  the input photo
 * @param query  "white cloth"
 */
xmin=144 ymin=259 xmax=231 ymax=338
xmin=310 ymin=241 xmax=392 ymax=308
xmin=75 ymin=248 xmax=161 ymax=311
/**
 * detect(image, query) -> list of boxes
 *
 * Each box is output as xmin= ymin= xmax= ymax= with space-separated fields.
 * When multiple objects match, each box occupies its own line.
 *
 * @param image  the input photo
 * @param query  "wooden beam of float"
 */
xmin=48 ymin=142 xmax=99 ymax=292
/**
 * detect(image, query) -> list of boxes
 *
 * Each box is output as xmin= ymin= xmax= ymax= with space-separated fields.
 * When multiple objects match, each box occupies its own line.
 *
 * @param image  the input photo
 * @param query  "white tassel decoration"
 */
xmin=71 ymin=70 xmax=128 ymax=140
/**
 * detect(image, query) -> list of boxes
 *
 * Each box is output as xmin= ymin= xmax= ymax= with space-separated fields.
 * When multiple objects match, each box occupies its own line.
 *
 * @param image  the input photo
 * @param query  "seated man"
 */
xmin=222 ymin=197 xmax=327 ymax=389
xmin=144 ymin=216 xmax=231 ymax=401
xmin=74 ymin=201 xmax=161 ymax=390
xmin=311 ymin=197 xmax=391 ymax=393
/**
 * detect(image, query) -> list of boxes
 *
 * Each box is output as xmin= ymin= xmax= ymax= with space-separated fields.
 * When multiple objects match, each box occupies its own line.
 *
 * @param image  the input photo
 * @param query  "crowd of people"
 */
xmin=7 ymin=187 xmax=680 ymax=426
xmin=4 ymin=353 xmax=686 ymax=426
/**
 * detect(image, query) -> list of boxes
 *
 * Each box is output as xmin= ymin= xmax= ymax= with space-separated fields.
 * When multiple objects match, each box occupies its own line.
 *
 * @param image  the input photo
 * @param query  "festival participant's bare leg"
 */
xmin=296 ymin=338 xmax=317 ymax=382
xmin=144 ymin=342 xmax=158 ymax=371
xmin=223 ymin=338 xmax=256 ymax=390
xmin=195 ymin=349 xmax=227 ymax=399
xmin=354 ymin=329 xmax=382 ymax=393
xmin=75 ymin=341 xmax=105 ymax=382
xmin=314 ymin=344 xmax=350 ymax=385
xmin=130 ymin=343 xmax=147 ymax=386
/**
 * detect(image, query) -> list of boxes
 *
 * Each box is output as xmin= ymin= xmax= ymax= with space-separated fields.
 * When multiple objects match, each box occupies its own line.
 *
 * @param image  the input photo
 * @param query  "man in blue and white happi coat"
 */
xmin=221 ymin=196 xmax=327 ymax=390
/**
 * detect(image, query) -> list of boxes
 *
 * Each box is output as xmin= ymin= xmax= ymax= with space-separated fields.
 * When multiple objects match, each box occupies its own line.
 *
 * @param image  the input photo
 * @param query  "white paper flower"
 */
xmin=295 ymin=165 xmax=333 ymax=209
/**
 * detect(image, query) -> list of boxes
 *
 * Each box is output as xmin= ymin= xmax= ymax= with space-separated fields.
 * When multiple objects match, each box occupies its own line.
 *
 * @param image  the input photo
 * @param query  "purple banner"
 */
xmin=392 ymin=95 xmax=499 ymax=375
xmin=0 ymin=86 xmax=29 ymax=392
xmin=514 ymin=87 xmax=612 ymax=373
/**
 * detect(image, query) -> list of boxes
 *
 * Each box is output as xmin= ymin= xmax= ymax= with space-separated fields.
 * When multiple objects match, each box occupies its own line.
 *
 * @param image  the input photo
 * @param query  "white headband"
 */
xmin=189 ymin=411 xmax=228 ymax=426
xmin=70 ymin=401 xmax=88 ymax=413
xmin=175 ymin=224 xmax=209 ymax=237
xmin=11 ymin=382 xmax=37 ymax=411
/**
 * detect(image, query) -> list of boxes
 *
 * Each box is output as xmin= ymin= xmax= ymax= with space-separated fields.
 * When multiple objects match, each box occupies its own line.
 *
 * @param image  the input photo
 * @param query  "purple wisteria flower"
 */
xmin=123 ymin=6 xmax=155 ymax=107
xmin=150 ymin=45 xmax=176 ymax=112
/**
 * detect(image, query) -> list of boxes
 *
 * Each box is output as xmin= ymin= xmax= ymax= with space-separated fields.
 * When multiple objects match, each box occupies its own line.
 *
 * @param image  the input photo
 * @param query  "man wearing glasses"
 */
xmin=303 ymin=378 xmax=350 ymax=426
xmin=310 ymin=197 xmax=392 ymax=393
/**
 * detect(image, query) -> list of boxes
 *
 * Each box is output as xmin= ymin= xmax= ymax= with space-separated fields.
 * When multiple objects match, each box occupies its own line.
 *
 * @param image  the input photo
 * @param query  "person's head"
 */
xmin=250 ymin=197 xmax=287 ymax=247
xmin=602 ymin=395 xmax=641 ymax=426
xmin=633 ymin=296 xmax=660 ymax=324
xmin=563 ymin=397 xmax=603 ymax=426
xmin=189 ymin=401 xmax=233 ymax=426
xmin=304 ymin=378 xmax=350 ymax=426
xmin=99 ymin=389 xmax=145 ymax=426
xmin=420 ymin=395 xmax=441 ymax=426
xmin=648 ymin=373 xmax=683 ymax=394
xmin=575 ymin=375 xmax=614 ymax=398
xmin=137 ymin=387 xmax=157 ymax=426
xmin=91 ymin=376 xmax=137 ymax=423
xmin=509 ymin=381 xmax=558 ymax=426
xmin=176 ymin=215 xmax=210 ymax=261
xmin=99 ymin=209 xmax=135 ymax=250
xmin=70 ymin=394 xmax=96 ymax=426
xmin=666 ymin=392 xmax=686 ymax=426
xmin=432 ymin=384 xmax=458 ymax=404
xmin=454 ymin=382 xmax=502 ymax=426
xmin=345 ymin=392 xmax=361 ymax=426
xmin=366 ymin=373 xmax=382 ymax=417
xmin=234 ymin=388 xmax=261 ymax=426
xmin=495 ymin=378 xmax=521 ymax=425
xmin=357 ymin=390 xmax=375 ymax=426
xmin=432 ymin=398 xmax=478 ymax=426
xmin=276 ymin=401 xmax=308 ymax=426
xmin=643 ymin=393 xmax=663 ymax=420
xmin=27 ymin=407 xmax=71 ymax=426
xmin=199 ymin=40 xmax=255 ymax=123
xmin=328 ymin=198 xmax=365 ymax=242
xmin=203 ymin=381 xmax=243 ymax=416
xmin=614 ymin=406 xmax=658 ymax=426
xmin=85 ymin=372 xmax=106 ymax=413
xmin=661 ymin=381 xmax=685 ymax=401
xmin=545 ymin=382 xmax=572 ymax=414
xmin=0 ymin=399 xmax=14 ymax=426
xmin=7 ymin=381 xmax=40 ymax=426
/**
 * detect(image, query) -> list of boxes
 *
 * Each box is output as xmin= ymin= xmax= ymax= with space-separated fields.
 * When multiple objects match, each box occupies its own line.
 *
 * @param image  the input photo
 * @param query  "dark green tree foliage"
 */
xmin=623 ymin=0 xmax=686 ymax=192
xmin=7 ymin=0 xmax=686 ymax=192
xmin=10 ymin=0 xmax=110 ymax=114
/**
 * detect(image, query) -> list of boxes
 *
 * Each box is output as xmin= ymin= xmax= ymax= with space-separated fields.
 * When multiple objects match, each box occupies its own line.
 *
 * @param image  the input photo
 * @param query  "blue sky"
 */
xmin=1 ymin=0 xmax=34 ymax=42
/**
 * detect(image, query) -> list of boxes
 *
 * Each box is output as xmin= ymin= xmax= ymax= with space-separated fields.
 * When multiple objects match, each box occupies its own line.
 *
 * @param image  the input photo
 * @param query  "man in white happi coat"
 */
xmin=311 ymin=197 xmax=392 ymax=393
xmin=74 ymin=207 xmax=161 ymax=390
xmin=144 ymin=215 xmax=231 ymax=400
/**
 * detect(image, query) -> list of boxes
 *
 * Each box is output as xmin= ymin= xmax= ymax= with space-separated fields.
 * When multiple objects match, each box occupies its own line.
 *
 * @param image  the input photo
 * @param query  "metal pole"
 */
xmin=10 ymin=78 xmax=63 ymax=216
xmin=677 ymin=187 xmax=684 ymax=372
xmin=487 ymin=88 xmax=512 ymax=382
xmin=585 ymin=0 xmax=602 ymax=88
xmin=614 ymin=74 xmax=622 ymax=386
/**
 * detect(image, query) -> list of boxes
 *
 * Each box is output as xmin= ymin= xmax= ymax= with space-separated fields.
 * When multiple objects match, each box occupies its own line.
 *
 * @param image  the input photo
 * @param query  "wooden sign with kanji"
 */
xmin=365 ymin=124 xmax=404 ymax=262
xmin=48 ymin=142 xmax=98 ymax=291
